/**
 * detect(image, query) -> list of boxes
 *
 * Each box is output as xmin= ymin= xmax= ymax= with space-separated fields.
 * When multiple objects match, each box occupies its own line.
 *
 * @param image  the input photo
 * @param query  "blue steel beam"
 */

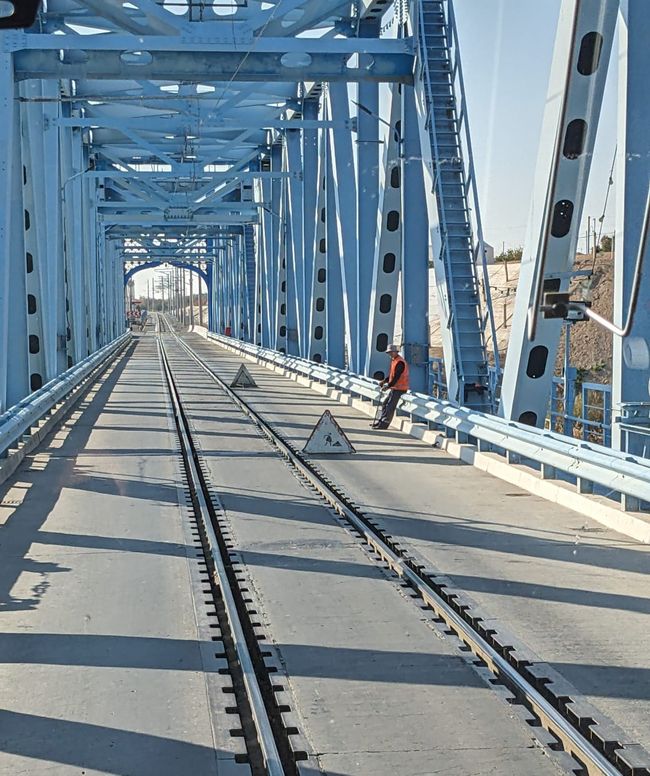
xmin=13 ymin=50 xmax=414 ymax=84
xmin=7 ymin=34 xmax=413 ymax=55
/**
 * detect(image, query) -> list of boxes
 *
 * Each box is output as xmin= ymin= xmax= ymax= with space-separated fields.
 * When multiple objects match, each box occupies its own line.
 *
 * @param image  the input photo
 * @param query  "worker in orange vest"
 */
xmin=373 ymin=343 xmax=410 ymax=429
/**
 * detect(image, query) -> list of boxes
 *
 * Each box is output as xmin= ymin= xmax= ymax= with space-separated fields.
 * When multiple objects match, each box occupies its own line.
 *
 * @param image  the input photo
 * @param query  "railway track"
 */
xmin=157 ymin=315 xmax=636 ymax=776
xmin=157 ymin=318 xmax=301 ymax=776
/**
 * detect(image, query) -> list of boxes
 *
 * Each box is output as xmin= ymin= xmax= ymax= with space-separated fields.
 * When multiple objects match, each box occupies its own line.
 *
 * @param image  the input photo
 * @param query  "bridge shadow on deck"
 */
xmin=360 ymin=506 xmax=650 ymax=578
xmin=0 ymin=709 xmax=224 ymax=776
xmin=0 ymin=341 xmax=183 ymax=613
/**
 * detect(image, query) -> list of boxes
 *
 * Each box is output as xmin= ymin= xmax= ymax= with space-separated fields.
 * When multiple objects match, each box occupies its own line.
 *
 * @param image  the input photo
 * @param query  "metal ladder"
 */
xmin=243 ymin=224 xmax=256 ymax=342
xmin=416 ymin=0 xmax=499 ymax=410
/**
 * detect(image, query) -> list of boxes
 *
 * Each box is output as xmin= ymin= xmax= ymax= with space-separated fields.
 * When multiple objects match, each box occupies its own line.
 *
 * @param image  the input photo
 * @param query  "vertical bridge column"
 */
xmin=499 ymin=0 xmax=618 ymax=426
xmin=612 ymin=0 xmax=650 ymax=453
xmin=328 ymin=83 xmax=358 ymax=371
xmin=402 ymin=83 xmax=431 ymax=394
xmin=366 ymin=83 xmax=403 ymax=382
xmin=0 ymin=51 xmax=29 ymax=409
xmin=356 ymin=18 xmax=380 ymax=372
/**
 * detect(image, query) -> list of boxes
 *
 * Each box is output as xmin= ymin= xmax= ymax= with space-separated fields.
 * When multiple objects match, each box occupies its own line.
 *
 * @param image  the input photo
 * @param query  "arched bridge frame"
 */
xmin=124 ymin=261 xmax=212 ymax=330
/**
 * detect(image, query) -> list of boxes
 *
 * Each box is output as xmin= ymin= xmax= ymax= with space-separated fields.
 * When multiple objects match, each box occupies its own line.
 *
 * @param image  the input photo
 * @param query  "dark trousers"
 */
xmin=377 ymin=389 xmax=406 ymax=426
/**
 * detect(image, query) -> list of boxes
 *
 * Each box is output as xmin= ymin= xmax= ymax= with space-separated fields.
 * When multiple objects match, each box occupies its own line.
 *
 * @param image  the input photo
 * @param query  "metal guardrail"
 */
xmin=208 ymin=332 xmax=650 ymax=512
xmin=0 ymin=332 xmax=131 ymax=458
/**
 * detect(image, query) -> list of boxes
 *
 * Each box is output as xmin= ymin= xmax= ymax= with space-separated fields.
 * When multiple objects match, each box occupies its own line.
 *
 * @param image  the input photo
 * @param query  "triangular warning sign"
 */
xmin=230 ymin=364 xmax=257 ymax=388
xmin=303 ymin=410 xmax=355 ymax=455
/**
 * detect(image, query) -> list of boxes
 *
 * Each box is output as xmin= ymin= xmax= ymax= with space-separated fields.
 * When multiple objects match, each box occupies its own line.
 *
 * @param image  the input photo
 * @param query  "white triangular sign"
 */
xmin=230 ymin=364 xmax=257 ymax=388
xmin=303 ymin=410 xmax=355 ymax=455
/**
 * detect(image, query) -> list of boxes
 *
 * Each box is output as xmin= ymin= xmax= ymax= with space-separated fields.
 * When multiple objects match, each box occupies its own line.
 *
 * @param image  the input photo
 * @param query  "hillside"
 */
xmin=425 ymin=252 xmax=615 ymax=383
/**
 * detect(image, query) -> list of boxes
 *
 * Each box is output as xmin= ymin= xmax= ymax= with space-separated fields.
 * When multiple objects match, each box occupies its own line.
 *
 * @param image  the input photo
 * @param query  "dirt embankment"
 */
xmin=429 ymin=253 xmax=615 ymax=385
xmin=554 ymin=252 xmax=614 ymax=383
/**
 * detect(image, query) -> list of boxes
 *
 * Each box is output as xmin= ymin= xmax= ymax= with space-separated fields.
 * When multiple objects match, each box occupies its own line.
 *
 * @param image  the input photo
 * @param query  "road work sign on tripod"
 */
xmin=303 ymin=410 xmax=355 ymax=455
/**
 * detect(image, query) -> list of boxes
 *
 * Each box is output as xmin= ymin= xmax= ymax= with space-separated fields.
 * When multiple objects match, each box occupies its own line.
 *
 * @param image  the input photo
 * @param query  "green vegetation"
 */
xmin=599 ymin=235 xmax=613 ymax=252
xmin=495 ymin=246 xmax=523 ymax=263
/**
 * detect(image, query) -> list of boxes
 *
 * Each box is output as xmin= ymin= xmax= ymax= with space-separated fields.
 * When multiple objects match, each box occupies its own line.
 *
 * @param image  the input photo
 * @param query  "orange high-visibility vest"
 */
xmin=388 ymin=355 xmax=410 ymax=391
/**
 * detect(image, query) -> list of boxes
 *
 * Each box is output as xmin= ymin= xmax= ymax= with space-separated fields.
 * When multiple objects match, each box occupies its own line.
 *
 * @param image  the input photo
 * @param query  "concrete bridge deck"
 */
xmin=0 ymin=327 xmax=648 ymax=775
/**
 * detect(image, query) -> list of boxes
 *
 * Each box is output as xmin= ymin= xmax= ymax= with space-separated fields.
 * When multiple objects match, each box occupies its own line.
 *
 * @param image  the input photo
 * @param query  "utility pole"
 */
xmin=198 ymin=270 xmax=204 ymax=327
xmin=189 ymin=268 xmax=194 ymax=327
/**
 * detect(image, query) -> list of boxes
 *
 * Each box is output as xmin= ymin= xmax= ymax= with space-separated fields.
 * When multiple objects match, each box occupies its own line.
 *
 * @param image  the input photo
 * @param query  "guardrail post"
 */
xmin=541 ymin=463 xmax=556 ymax=479
xmin=577 ymin=477 xmax=594 ymax=494
xmin=477 ymin=439 xmax=492 ymax=453
xmin=506 ymin=450 xmax=520 ymax=465
xmin=622 ymin=492 xmax=641 ymax=512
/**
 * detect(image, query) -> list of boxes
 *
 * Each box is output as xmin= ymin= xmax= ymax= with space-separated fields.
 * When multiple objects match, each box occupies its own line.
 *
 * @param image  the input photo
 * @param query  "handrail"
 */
xmin=208 ymin=332 xmax=650 ymax=510
xmin=0 ymin=331 xmax=131 ymax=458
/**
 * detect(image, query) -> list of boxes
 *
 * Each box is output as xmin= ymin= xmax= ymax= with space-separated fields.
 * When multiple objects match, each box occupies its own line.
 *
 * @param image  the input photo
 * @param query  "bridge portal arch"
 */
xmin=123 ymin=260 xmax=212 ymax=329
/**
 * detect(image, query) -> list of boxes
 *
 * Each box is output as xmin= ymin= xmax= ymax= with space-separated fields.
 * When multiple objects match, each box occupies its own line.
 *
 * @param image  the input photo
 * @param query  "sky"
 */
xmin=453 ymin=0 xmax=619 ymax=251
xmin=135 ymin=0 xmax=621 ymax=295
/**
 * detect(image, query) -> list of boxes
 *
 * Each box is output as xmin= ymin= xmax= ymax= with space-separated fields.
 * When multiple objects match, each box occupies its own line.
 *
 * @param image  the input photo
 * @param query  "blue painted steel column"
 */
xmin=243 ymin=224 xmax=256 ymax=342
xmin=270 ymin=143 xmax=283 ymax=348
xmin=0 ymin=53 xmax=13 ymax=409
xmin=82 ymin=147 xmax=99 ymax=354
xmin=308 ymin=125 xmax=328 ymax=364
xmin=499 ymin=0 xmax=618 ymax=425
xmin=60 ymin=119 xmax=87 ymax=364
xmin=328 ymin=83 xmax=358 ymax=371
xmin=302 ymin=98 xmax=319 ymax=356
xmin=0 ymin=53 xmax=29 ymax=409
xmin=356 ymin=19 xmax=380 ymax=373
xmin=401 ymin=84 xmax=430 ymax=393
xmin=612 ymin=0 xmax=650 ymax=454
xmin=259 ymin=173 xmax=274 ymax=346
xmin=366 ymin=84 xmax=403 ymax=381
xmin=207 ymin=239 xmax=216 ymax=332
xmin=325 ymin=127 xmax=346 ymax=369
xmin=285 ymin=130 xmax=304 ymax=355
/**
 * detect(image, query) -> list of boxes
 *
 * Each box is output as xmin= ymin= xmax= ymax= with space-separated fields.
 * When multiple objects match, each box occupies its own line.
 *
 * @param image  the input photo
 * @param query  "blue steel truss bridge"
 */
xmin=0 ymin=2 xmax=649 ymax=775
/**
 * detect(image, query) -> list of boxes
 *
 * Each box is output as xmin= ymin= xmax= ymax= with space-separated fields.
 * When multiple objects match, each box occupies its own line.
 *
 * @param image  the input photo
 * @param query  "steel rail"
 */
xmin=156 ymin=326 xmax=285 ymax=776
xmin=166 ymin=320 xmax=625 ymax=776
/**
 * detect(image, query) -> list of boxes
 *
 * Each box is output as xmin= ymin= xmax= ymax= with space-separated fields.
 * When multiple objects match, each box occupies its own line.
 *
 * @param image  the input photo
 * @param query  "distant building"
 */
xmin=482 ymin=242 xmax=495 ymax=265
